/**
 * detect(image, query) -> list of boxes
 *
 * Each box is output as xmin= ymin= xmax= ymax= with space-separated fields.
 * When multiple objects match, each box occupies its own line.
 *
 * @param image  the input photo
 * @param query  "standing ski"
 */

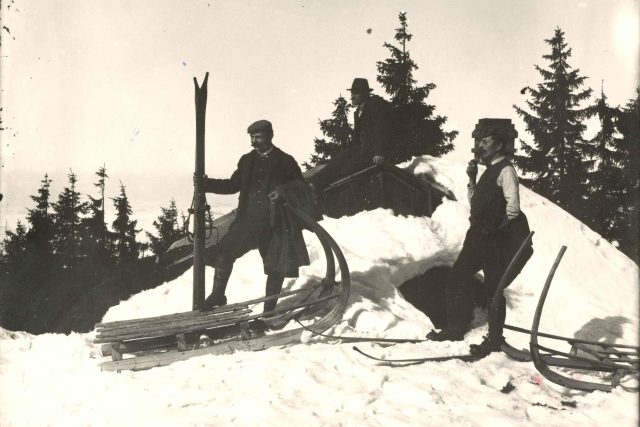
xmin=192 ymin=72 xmax=209 ymax=310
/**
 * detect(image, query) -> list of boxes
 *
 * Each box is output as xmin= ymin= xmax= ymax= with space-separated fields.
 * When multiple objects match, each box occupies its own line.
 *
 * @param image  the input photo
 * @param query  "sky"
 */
xmin=0 ymin=0 xmax=638 ymax=231
xmin=1 ymin=156 xmax=638 ymax=426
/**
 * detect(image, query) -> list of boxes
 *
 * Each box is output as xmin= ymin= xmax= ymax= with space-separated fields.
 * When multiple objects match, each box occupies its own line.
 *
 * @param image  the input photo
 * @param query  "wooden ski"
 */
xmin=192 ymin=72 xmax=209 ymax=310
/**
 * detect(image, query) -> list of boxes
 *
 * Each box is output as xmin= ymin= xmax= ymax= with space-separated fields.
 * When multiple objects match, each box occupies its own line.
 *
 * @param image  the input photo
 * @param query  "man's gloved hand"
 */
xmin=373 ymin=155 xmax=385 ymax=165
xmin=466 ymin=159 xmax=478 ymax=184
xmin=193 ymin=173 xmax=207 ymax=187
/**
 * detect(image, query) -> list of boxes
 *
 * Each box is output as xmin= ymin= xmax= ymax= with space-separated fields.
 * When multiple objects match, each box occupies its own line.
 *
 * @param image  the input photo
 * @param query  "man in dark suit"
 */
xmin=348 ymin=77 xmax=391 ymax=169
xmin=197 ymin=120 xmax=309 ymax=312
xmin=310 ymin=78 xmax=394 ymax=191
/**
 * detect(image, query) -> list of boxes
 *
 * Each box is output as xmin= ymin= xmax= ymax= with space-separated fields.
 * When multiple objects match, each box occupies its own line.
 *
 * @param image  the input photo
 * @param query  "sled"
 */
xmin=521 ymin=246 xmax=639 ymax=392
xmin=348 ymin=231 xmax=638 ymax=392
xmin=94 ymin=203 xmax=351 ymax=372
xmin=94 ymin=73 xmax=350 ymax=371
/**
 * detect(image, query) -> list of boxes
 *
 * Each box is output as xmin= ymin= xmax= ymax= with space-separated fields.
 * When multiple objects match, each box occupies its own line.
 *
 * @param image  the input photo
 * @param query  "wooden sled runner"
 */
xmin=525 ymin=247 xmax=638 ymax=392
xmin=94 ymin=203 xmax=351 ymax=372
xmin=497 ymin=246 xmax=638 ymax=392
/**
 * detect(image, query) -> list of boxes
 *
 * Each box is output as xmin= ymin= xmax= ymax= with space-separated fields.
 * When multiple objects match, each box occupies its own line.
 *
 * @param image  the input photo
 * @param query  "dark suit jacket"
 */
xmin=353 ymin=95 xmax=394 ymax=158
xmin=203 ymin=146 xmax=309 ymax=276
xmin=202 ymin=146 xmax=303 ymax=220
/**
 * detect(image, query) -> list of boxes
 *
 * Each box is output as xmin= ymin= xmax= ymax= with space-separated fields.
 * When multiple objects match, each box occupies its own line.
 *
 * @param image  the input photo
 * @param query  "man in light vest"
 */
xmin=428 ymin=119 xmax=533 ymax=356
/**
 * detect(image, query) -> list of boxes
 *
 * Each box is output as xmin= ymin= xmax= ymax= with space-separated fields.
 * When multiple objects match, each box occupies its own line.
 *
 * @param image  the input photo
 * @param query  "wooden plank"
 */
xmin=96 ymin=308 xmax=251 ymax=336
xmin=100 ymin=328 xmax=305 ymax=371
xmin=95 ymin=310 xmax=252 ymax=343
xmin=105 ymin=336 xmax=178 ymax=355
xmin=95 ymin=303 xmax=247 ymax=328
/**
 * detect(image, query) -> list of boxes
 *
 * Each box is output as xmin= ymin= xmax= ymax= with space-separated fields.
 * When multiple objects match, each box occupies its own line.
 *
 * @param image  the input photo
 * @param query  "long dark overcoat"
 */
xmin=352 ymin=95 xmax=394 ymax=159
xmin=203 ymin=147 xmax=310 ymax=276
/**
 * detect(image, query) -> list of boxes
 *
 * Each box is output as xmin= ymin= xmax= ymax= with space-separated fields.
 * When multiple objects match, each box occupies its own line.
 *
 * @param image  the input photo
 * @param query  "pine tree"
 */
xmin=146 ymin=198 xmax=184 ymax=256
xmin=83 ymin=165 xmax=113 ymax=266
xmin=0 ymin=221 xmax=28 ymax=276
xmin=52 ymin=170 xmax=88 ymax=271
xmin=514 ymin=27 xmax=593 ymax=218
xmin=376 ymin=12 xmax=457 ymax=161
xmin=304 ymin=96 xmax=353 ymax=169
xmin=583 ymin=86 xmax=627 ymax=240
xmin=111 ymin=182 xmax=141 ymax=263
xmin=25 ymin=174 xmax=55 ymax=261
xmin=615 ymin=90 xmax=640 ymax=261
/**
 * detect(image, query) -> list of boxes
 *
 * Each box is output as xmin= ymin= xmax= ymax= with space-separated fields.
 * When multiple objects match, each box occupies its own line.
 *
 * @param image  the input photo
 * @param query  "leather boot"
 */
xmin=426 ymin=328 xmax=465 ymax=342
xmin=199 ymin=266 xmax=232 ymax=311
xmin=263 ymin=275 xmax=284 ymax=314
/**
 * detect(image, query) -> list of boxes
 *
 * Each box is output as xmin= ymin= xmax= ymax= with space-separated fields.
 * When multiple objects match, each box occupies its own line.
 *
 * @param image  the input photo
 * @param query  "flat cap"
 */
xmin=247 ymin=119 xmax=273 ymax=134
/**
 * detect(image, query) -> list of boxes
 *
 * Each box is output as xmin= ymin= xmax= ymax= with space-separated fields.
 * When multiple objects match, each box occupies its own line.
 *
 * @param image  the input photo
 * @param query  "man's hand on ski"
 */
xmin=193 ymin=173 xmax=207 ymax=187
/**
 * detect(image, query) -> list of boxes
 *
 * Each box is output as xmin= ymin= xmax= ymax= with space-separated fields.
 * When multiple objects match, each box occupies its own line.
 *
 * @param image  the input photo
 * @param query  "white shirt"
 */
xmin=468 ymin=155 xmax=521 ymax=220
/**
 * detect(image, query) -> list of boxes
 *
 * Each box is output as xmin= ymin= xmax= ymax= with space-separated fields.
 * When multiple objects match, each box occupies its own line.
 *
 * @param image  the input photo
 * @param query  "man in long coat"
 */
xmin=197 ymin=120 xmax=309 ymax=313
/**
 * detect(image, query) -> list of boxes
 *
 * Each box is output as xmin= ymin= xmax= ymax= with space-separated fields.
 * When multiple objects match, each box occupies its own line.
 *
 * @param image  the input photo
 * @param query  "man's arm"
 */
xmin=201 ymin=159 xmax=242 ymax=195
xmin=498 ymin=165 xmax=520 ymax=220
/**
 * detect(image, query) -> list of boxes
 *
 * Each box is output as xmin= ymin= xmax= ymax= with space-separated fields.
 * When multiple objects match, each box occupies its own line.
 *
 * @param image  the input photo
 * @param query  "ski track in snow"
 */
xmin=1 ymin=156 xmax=638 ymax=427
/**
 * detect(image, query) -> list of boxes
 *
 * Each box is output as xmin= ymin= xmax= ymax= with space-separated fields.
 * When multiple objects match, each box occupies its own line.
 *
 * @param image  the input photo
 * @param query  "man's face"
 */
xmin=350 ymin=91 xmax=367 ymax=106
xmin=250 ymin=131 xmax=273 ymax=153
xmin=477 ymin=136 xmax=503 ymax=164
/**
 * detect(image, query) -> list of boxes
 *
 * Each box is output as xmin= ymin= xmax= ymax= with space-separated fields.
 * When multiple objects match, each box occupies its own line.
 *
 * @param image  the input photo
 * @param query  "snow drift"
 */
xmin=1 ymin=156 xmax=637 ymax=427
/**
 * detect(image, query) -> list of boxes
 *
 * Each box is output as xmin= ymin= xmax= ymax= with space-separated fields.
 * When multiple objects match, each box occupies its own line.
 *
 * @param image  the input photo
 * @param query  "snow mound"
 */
xmin=1 ymin=155 xmax=637 ymax=427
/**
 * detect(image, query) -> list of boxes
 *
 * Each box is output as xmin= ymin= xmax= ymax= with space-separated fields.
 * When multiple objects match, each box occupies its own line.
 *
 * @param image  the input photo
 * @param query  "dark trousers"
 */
xmin=213 ymin=219 xmax=272 ymax=268
xmin=445 ymin=227 xmax=508 ymax=339
xmin=211 ymin=217 xmax=285 ymax=304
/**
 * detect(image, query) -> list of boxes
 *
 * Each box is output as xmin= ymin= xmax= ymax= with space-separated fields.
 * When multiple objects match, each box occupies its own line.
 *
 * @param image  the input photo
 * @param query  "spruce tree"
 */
xmin=514 ymin=27 xmax=593 ymax=218
xmin=0 ymin=222 xmax=28 ymax=328
xmin=304 ymin=96 xmax=353 ymax=169
xmin=584 ymin=87 xmax=627 ymax=240
xmin=83 ymin=165 xmax=113 ymax=266
xmin=0 ymin=221 xmax=28 ymax=276
xmin=111 ymin=182 xmax=141 ymax=263
xmin=615 ymin=90 xmax=640 ymax=261
xmin=52 ymin=170 xmax=88 ymax=271
xmin=25 ymin=174 xmax=55 ymax=261
xmin=146 ymin=198 xmax=184 ymax=256
xmin=376 ymin=12 xmax=457 ymax=161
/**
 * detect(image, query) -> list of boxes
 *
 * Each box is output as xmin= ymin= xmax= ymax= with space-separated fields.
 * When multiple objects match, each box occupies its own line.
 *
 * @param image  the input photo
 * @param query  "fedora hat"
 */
xmin=347 ymin=78 xmax=373 ymax=93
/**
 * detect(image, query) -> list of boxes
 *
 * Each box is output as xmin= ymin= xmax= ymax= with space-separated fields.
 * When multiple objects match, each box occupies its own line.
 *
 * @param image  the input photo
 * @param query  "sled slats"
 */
xmin=95 ymin=303 xmax=248 ymax=329
xmin=95 ymin=309 xmax=252 ymax=343
xmin=101 ymin=328 xmax=305 ymax=372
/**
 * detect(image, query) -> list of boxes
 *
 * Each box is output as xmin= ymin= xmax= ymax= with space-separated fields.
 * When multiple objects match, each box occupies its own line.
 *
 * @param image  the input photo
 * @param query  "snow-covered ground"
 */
xmin=1 ymin=156 xmax=638 ymax=426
